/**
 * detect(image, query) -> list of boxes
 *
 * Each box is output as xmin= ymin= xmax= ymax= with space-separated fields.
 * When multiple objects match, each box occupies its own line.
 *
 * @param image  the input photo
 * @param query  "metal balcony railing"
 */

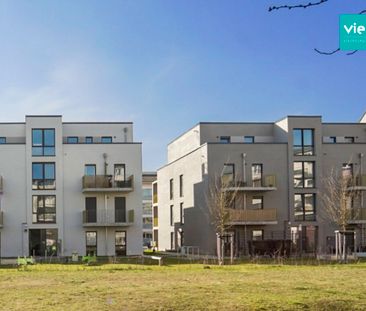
xmin=153 ymin=217 xmax=158 ymax=227
xmin=229 ymin=208 xmax=277 ymax=223
xmin=82 ymin=175 xmax=134 ymax=192
xmin=225 ymin=175 xmax=277 ymax=191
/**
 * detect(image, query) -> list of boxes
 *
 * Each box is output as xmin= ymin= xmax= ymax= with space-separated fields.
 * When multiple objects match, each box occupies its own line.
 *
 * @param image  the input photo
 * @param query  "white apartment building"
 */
xmin=0 ymin=115 xmax=142 ymax=258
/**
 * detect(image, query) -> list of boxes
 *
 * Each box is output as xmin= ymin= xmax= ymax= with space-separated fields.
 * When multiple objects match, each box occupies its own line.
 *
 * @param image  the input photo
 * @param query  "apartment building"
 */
xmin=156 ymin=113 xmax=366 ymax=256
xmin=142 ymin=172 xmax=156 ymax=247
xmin=0 ymin=115 xmax=142 ymax=258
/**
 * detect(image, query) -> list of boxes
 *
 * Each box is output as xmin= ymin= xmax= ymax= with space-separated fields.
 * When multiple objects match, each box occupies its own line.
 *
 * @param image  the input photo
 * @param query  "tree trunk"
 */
xmin=216 ymin=234 xmax=222 ymax=265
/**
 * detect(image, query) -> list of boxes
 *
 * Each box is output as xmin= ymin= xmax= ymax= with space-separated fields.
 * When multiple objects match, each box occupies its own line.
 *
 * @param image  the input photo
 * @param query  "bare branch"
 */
xmin=268 ymin=0 xmax=329 ymax=12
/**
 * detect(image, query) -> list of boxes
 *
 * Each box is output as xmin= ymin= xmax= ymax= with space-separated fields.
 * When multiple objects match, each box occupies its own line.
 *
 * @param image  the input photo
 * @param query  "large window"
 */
xmin=115 ymin=231 xmax=126 ymax=256
xmin=29 ymin=229 xmax=58 ymax=257
xmin=293 ymin=162 xmax=315 ymax=188
xmin=293 ymin=129 xmax=314 ymax=156
xmin=294 ymin=194 xmax=316 ymax=221
xmin=32 ymin=195 xmax=56 ymax=223
xmin=115 ymin=197 xmax=126 ymax=223
xmin=32 ymin=162 xmax=55 ymax=190
xmin=86 ymin=231 xmax=97 ymax=256
xmin=32 ymin=129 xmax=55 ymax=156
xmin=222 ymin=164 xmax=235 ymax=185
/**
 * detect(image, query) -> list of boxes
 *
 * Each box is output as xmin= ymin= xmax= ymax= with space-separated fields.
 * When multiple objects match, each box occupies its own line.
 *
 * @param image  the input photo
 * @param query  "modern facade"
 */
xmin=156 ymin=113 xmax=366 ymax=256
xmin=142 ymin=172 xmax=156 ymax=247
xmin=0 ymin=115 xmax=142 ymax=258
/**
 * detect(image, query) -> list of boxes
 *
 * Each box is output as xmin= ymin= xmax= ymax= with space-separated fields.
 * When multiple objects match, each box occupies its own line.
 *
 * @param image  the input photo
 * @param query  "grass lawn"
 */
xmin=1 ymin=262 xmax=366 ymax=311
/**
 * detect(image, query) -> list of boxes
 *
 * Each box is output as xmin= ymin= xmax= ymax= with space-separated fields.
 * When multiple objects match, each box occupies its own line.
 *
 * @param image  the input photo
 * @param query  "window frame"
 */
xmin=244 ymin=136 xmax=255 ymax=143
xmin=0 ymin=137 xmax=6 ymax=144
xmin=101 ymin=136 xmax=112 ymax=143
xmin=32 ymin=162 xmax=56 ymax=190
xmin=294 ymin=193 xmax=316 ymax=221
xmin=86 ymin=231 xmax=97 ymax=256
xmin=180 ymin=202 xmax=184 ymax=225
xmin=219 ymin=136 xmax=231 ymax=143
xmin=222 ymin=163 xmax=235 ymax=185
xmin=179 ymin=174 xmax=183 ymax=197
xmin=67 ymin=136 xmax=79 ymax=144
xmin=293 ymin=161 xmax=315 ymax=189
xmin=293 ymin=128 xmax=314 ymax=156
xmin=169 ymin=178 xmax=174 ymax=200
xmin=252 ymin=229 xmax=264 ymax=241
xmin=85 ymin=136 xmax=93 ymax=144
xmin=84 ymin=164 xmax=96 ymax=176
xmin=252 ymin=196 xmax=264 ymax=209
xmin=170 ymin=205 xmax=174 ymax=226
xmin=32 ymin=195 xmax=56 ymax=224
xmin=32 ymin=128 xmax=55 ymax=156
xmin=344 ymin=136 xmax=355 ymax=143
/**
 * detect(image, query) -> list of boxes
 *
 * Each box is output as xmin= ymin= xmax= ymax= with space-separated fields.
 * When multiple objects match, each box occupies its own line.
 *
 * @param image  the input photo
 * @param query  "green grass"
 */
xmin=1 ymin=262 xmax=366 ymax=310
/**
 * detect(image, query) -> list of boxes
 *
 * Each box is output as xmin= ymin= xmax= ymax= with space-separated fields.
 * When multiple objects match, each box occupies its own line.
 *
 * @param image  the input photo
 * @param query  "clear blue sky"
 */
xmin=0 ymin=0 xmax=365 ymax=170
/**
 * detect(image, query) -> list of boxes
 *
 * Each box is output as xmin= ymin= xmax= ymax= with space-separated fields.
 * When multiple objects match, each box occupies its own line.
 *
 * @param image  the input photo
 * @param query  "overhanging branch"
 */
xmin=269 ymin=0 xmax=329 ymax=12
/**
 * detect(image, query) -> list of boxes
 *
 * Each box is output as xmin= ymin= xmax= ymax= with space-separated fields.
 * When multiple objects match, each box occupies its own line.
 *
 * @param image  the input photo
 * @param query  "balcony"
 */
xmin=347 ymin=175 xmax=366 ymax=191
xmin=153 ymin=217 xmax=158 ymax=227
xmin=0 ymin=176 xmax=3 ymax=193
xmin=82 ymin=209 xmax=134 ymax=227
xmin=0 ymin=211 xmax=3 ymax=227
xmin=229 ymin=208 xmax=277 ymax=225
xmin=348 ymin=208 xmax=366 ymax=224
xmin=82 ymin=175 xmax=134 ymax=193
xmin=224 ymin=175 xmax=277 ymax=192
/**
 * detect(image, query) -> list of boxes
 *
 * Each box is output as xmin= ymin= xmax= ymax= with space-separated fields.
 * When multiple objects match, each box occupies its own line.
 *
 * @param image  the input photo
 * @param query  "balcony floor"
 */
xmin=82 ymin=187 xmax=133 ymax=193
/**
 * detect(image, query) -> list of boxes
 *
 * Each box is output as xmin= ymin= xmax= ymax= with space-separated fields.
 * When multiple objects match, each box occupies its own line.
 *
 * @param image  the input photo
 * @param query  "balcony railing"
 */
xmin=349 ymin=208 xmax=366 ymax=223
xmin=229 ymin=208 xmax=277 ymax=224
xmin=82 ymin=209 xmax=134 ymax=227
xmin=153 ymin=193 xmax=158 ymax=204
xmin=82 ymin=175 xmax=134 ymax=192
xmin=153 ymin=217 xmax=158 ymax=227
xmin=225 ymin=175 xmax=277 ymax=191
xmin=0 ymin=176 xmax=3 ymax=193
xmin=352 ymin=175 xmax=366 ymax=189
xmin=0 ymin=211 xmax=3 ymax=227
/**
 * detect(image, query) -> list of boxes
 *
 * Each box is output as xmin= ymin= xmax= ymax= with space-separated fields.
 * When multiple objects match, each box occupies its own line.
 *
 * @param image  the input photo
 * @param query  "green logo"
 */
xmin=340 ymin=15 xmax=366 ymax=50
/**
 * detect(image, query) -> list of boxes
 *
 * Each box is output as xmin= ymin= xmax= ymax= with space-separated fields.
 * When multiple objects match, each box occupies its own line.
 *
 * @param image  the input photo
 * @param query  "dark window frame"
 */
xmin=293 ymin=161 xmax=315 ymax=189
xmin=32 ymin=128 xmax=55 ymax=156
xmin=170 ymin=205 xmax=174 ymax=226
xmin=32 ymin=195 xmax=56 ymax=224
xmin=169 ymin=178 xmax=174 ymax=200
xmin=67 ymin=136 xmax=79 ymax=144
xmin=294 ymin=193 xmax=316 ymax=221
xmin=252 ymin=229 xmax=264 ymax=241
xmin=170 ymin=232 xmax=174 ymax=250
xmin=115 ymin=231 xmax=127 ymax=256
xmin=179 ymin=174 xmax=183 ymax=197
xmin=85 ymin=136 xmax=93 ymax=144
xmin=180 ymin=202 xmax=184 ymax=225
xmin=32 ymin=162 xmax=56 ymax=190
xmin=344 ymin=136 xmax=355 ymax=143
xmin=329 ymin=136 xmax=336 ymax=143
xmin=219 ymin=136 xmax=231 ymax=143
xmin=252 ymin=196 xmax=264 ymax=209
xmin=86 ymin=231 xmax=97 ymax=256
xmin=244 ymin=136 xmax=255 ymax=143
xmin=115 ymin=197 xmax=126 ymax=223
xmin=251 ymin=163 xmax=263 ymax=187
xmin=0 ymin=137 xmax=6 ymax=144
xmin=85 ymin=164 xmax=96 ymax=176
xmin=293 ymin=128 xmax=315 ymax=156
xmin=101 ymin=136 xmax=112 ymax=143
xmin=222 ymin=163 xmax=235 ymax=185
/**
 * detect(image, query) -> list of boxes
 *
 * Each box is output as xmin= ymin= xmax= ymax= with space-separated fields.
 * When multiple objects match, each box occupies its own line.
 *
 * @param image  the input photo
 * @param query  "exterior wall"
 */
xmin=157 ymin=113 xmax=366 ymax=256
xmin=142 ymin=173 xmax=156 ymax=247
xmin=0 ymin=116 xmax=142 ymax=258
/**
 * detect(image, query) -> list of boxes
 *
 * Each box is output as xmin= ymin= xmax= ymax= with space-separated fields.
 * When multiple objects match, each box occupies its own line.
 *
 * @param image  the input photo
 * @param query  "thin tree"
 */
xmin=320 ymin=165 xmax=360 ymax=262
xmin=207 ymin=172 xmax=240 ymax=265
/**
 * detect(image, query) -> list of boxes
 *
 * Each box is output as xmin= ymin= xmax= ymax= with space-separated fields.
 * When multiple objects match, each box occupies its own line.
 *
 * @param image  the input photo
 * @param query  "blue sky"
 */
xmin=0 ymin=0 xmax=365 ymax=170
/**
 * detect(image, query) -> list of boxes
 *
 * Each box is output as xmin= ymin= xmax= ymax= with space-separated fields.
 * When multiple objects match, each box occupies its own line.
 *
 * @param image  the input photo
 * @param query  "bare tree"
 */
xmin=320 ymin=165 xmax=360 ymax=262
xmin=206 ymin=172 xmax=240 ymax=265
xmin=268 ymin=1 xmax=366 ymax=56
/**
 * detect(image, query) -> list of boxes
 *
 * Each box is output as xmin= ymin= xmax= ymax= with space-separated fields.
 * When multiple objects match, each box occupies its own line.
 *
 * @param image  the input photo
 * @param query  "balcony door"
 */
xmin=252 ymin=164 xmax=263 ymax=187
xmin=114 ymin=164 xmax=126 ymax=187
xmin=85 ymin=197 xmax=97 ymax=223
xmin=115 ymin=197 xmax=126 ymax=222
xmin=29 ymin=229 xmax=58 ymax=257
xmin=115 ymin=231 xmax=126 ymax=256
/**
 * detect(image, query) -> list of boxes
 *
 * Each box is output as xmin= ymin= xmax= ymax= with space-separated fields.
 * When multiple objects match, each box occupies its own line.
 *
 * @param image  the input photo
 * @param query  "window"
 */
xmin=169 ymin=178 xmax=174 ymax=200
xmin=67 ymin=136 xmax=78 ymax=144
xmin=0 ymin=137 xmax=6 ymax=144
xmin=344 ymin=136 xmax=355 ymax=143
xmin=179 ymin=174 xmax=183 ymax=197
xmin=101 ymin=136 xmax=112 ymax=143
xmin=85 ymin=164 xmax=96 ymax=176
xmin=222 ymin=164 xmax=235 ymax=185
xmin=32 ymin=162 xmax=55 ymax=190
xmin=170 ymin=205 xmax=174 ymax=226
xmin=143 ymin=217 xmax=153 ymax=229
xmin=86 ymin=231 xmax=97 ymax=256
xmin=180 ymin=202 xmax=184 ymax=224
xmin=170 ymin=232 xmax=174 ymax=250
xmin=252 ymin=230 xmax=263 ymax=241
xmin=29 ymin=229 xmax=58 ymax=257
xmin=220 ymin=136 xmax=230 ymax=143
xmin=342 ymin=163 xmax=353 ymax=180
xmin=294 ymin=194 xmax=316 ymax=221
xmin=143 ymin=202 xmax=152 ymax=215
xmin=115 ymin=197 xmax=126 ymax=223
xmin=32 ymin=195 xmax=56 ymax=223
xmin=143 ymin=188 xmax=152 ymax=201
xmin=293 ymin=162 xmax=315 ymax=188
xmin=85 ymin=197 xmax=97 ymax=223
xmin=85 ymin=136 xmax=93 ymax=144
xmin=244 ymin=136 xmax=254 ymax=143
xmin=115 ymin=231 xmax=126 ymax=256
xmin=293 ymin=129 xmax=314 ymax=156
xmin=153 ymin=206 xmax=158 ymax=227
xmin=114 ymin=164 xmax=126 ymax=186
xmin=329 ymin=136 xmax=336 ymax=143
xmin=252 ymin=164 xmax=263 ymax=187
xmin=252 ymin=196 xmax=263 ymax=209
xmin=32 ymin=129 xmax=55 ymax=156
